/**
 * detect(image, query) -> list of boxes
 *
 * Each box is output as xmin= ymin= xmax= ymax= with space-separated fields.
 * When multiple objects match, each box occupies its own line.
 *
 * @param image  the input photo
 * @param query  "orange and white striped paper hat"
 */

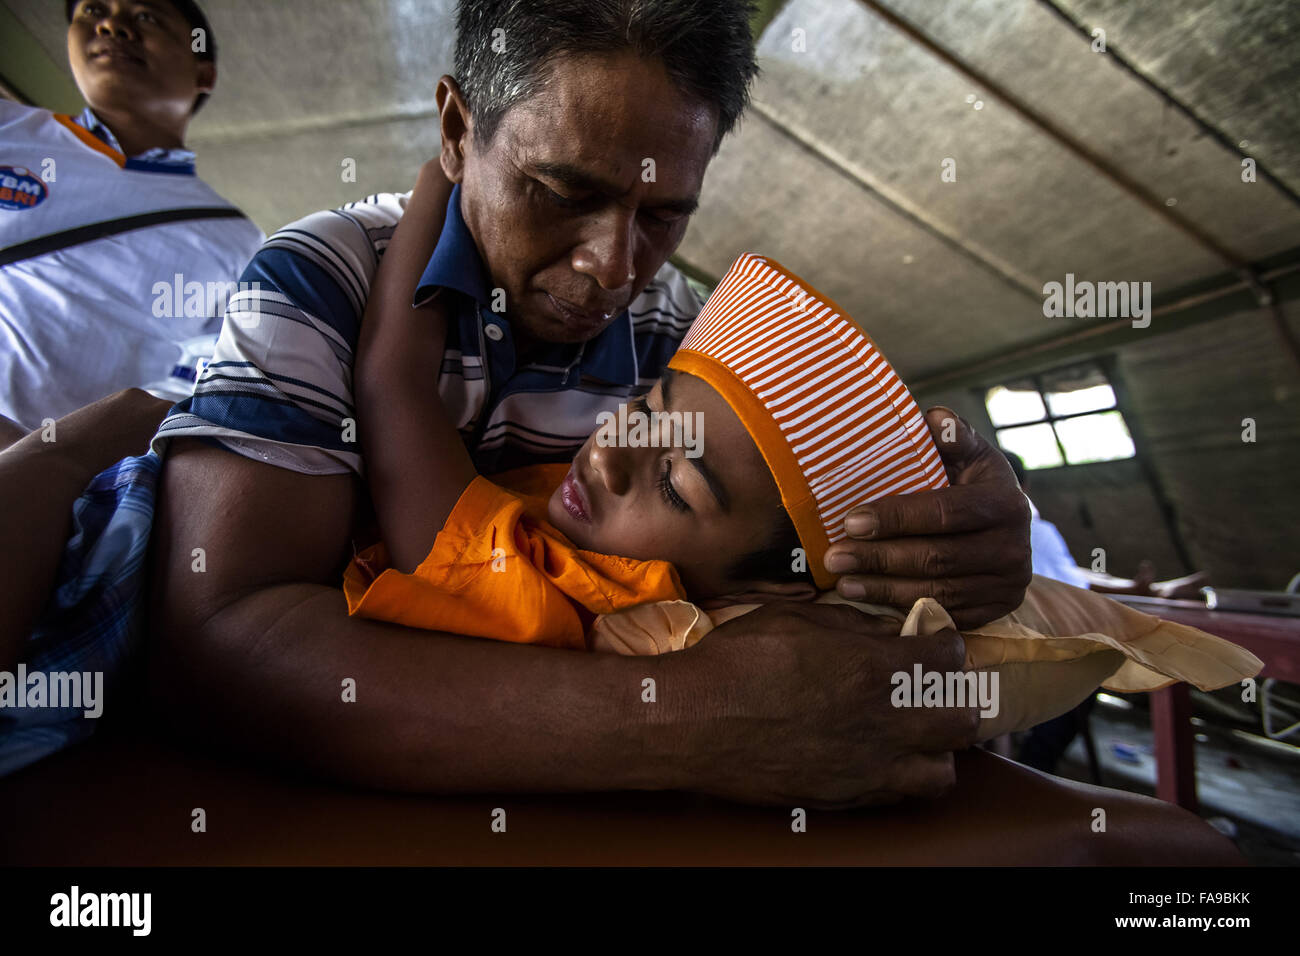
xmin=667 ymin=253 xmax=948 ymax=589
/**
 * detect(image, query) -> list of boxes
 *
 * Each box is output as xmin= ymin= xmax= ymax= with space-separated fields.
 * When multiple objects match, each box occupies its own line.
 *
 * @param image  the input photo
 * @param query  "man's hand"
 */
xmin=663 ymin=602 xmax=979 ymax=808
xmin=822 ymin=407 xmax=1031 ymax=628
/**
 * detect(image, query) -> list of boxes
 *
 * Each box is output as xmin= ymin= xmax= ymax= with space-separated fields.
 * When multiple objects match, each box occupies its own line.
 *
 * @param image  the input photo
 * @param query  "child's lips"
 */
xmin=560 ymin=467 xmax=592 ymax=522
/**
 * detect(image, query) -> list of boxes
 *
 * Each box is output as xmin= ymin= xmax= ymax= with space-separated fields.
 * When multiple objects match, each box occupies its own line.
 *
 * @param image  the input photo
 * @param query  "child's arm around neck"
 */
xmin=354 ymin=160 xmax=479 ymax=573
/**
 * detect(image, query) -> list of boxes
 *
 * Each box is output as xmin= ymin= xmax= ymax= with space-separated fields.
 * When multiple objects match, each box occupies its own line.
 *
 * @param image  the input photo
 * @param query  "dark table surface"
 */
xmin=0 ymin=722 xmax=1243 ymax=866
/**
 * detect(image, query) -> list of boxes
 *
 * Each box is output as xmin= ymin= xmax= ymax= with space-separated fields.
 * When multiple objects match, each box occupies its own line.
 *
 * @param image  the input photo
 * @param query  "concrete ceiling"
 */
xmin=6 ymin=0 xmax=1299 ymax=381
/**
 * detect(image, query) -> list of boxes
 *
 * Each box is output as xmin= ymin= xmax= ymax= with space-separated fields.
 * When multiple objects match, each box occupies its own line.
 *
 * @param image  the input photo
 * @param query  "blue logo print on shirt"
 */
xmin=0 ymin=166 xmax=49 ymax=211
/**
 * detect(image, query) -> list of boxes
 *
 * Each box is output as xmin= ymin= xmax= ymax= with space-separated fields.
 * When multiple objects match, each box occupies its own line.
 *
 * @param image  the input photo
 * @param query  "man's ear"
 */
xmin=700 ymin=580 xmax=819 ymax=609
xmin=195 ymin=60 xmax=216 ymax=96
xmin=435 ymin=75 xmax=471 ymax=184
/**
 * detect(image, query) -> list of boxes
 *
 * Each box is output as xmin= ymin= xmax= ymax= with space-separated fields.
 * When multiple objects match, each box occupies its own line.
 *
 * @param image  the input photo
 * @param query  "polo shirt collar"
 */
xmin=414 ymin=183 xmax=490 ymax=307
xmin=578 ymin=311 xmax=638 ymax=386
xmin=75 ymin=107 xmax=197 ymax=172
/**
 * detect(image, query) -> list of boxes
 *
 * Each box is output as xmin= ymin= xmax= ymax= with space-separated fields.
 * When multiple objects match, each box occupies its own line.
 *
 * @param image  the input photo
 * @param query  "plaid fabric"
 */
xmin=0 ymin=451 xmax=161 ymax=775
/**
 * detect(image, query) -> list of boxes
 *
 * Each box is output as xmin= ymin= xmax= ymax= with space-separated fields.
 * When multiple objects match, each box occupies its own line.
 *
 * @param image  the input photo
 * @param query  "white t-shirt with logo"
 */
xmin=0 ymin=101 xmax=264 ymax=429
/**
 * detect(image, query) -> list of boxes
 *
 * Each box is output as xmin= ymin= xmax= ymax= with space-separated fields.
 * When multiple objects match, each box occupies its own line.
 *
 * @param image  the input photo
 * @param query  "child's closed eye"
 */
xmin=658 ymin=459 xmax=690 ymax=513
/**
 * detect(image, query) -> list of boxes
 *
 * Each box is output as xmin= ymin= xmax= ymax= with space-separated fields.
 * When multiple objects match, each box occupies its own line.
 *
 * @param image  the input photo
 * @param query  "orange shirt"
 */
xmin=343 ymin=464 xmax=686 ymax=650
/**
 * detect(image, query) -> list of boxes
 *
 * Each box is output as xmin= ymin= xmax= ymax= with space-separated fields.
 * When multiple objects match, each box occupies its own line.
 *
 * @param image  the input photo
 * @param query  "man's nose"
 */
xmin=95 ymin=11 xmax=137 ymax=41
xmin=572 ymin=209 xmax=637 ymax=292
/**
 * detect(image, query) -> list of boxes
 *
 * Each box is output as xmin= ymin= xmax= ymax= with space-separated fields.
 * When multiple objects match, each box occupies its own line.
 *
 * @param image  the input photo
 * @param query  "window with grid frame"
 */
xmin=984 ymin=362 xmax=1135 ymax=470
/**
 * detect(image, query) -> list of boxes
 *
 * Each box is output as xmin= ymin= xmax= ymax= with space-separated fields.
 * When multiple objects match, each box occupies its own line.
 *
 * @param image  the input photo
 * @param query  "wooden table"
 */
xmin=1112 ymin=596 xmax=1300 ymax=811
xmin=0 ymin=721 xmax=1241 ymax=866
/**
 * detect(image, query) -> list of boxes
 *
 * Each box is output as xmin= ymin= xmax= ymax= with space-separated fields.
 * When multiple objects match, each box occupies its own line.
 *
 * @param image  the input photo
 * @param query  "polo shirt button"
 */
xmin=484 ymin=323 xmax=504 ymax=342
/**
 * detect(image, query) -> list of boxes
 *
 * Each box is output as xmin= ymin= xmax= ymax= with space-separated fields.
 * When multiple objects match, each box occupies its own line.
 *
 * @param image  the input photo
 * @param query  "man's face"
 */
xmin=452 ymin=50 xmax=718 ymax=348
xmin=67 ymin=0 xmax=212 ymax=122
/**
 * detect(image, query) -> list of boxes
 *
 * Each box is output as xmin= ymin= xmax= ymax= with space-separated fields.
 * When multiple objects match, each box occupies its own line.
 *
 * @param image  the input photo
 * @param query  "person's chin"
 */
xmin=546 ymin=491 xmax=563 ymax=526
xmin=77 ymin=71 xmax=149 ymax=106
xmin=524 ymin=318 xmax=595 ymax=347
xmin=528 ymin=293 xmax=619 ymax=343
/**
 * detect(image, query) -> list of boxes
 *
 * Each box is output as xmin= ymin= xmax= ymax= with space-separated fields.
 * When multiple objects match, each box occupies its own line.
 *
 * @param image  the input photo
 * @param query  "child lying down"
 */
xmin=346 ymin=175 xmax=1261 ymax=741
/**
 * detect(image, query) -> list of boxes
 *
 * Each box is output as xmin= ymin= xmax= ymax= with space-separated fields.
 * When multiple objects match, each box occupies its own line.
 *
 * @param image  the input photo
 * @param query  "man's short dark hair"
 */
xmin=65 ymin=0 xmax=217 ymax=114
xmin=454 ymin=0 xmax=760 ymax=154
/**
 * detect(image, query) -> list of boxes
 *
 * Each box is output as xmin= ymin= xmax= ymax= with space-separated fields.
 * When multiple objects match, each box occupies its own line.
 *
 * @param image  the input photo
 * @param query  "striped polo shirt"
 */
xmin=153 ymin=184 xmax=704 ymax=475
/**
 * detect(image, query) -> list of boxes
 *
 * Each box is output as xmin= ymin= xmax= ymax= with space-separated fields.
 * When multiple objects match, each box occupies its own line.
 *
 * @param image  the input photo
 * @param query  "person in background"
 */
xmin=1003 ymin=450 xmax=1090 ymax=589
xmin=1001 ymin=449 xmax=1092 ymax=771
xmin=0 ymin=0 xmax=263 ymax=433
xmin=1004 ymin=450 xmax=1208 ymax=598
xmin=1003 ymin=448 xmax=1208 ymax=774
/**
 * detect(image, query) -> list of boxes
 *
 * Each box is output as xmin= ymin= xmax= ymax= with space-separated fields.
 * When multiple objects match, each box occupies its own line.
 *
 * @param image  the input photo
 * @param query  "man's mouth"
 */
xmin=88 ymin=43 xmax=147 ymax=69
xmin=559 ymin=465 xmax=593 ymax=523
xmin=545 ymin=293 xmax=620 ymax=330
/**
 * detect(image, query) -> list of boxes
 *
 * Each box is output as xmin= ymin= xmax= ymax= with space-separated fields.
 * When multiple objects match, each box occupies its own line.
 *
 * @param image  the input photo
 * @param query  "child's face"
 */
xmin=547 ymin=369 xmax=787 ymax=598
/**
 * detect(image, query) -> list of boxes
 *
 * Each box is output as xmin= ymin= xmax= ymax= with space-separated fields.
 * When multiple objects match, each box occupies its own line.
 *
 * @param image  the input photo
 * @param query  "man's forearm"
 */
xmin=1 ymin=390 xmax=170 ymax=669
xmin=0 ymin=443 xmax=92 ymax=671
xmin=0 ymin=414 xmax=26 ymax=450
xmin=148 ymin=581 xmax=698 ymax=794
xmin=149 ymin=443 xmax=972 ymax=807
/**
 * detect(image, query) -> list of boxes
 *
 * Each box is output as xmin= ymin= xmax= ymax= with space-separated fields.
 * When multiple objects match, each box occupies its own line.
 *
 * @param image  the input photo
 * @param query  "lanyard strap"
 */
xmin=0 ymin=206 xmax=249 ymax=267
